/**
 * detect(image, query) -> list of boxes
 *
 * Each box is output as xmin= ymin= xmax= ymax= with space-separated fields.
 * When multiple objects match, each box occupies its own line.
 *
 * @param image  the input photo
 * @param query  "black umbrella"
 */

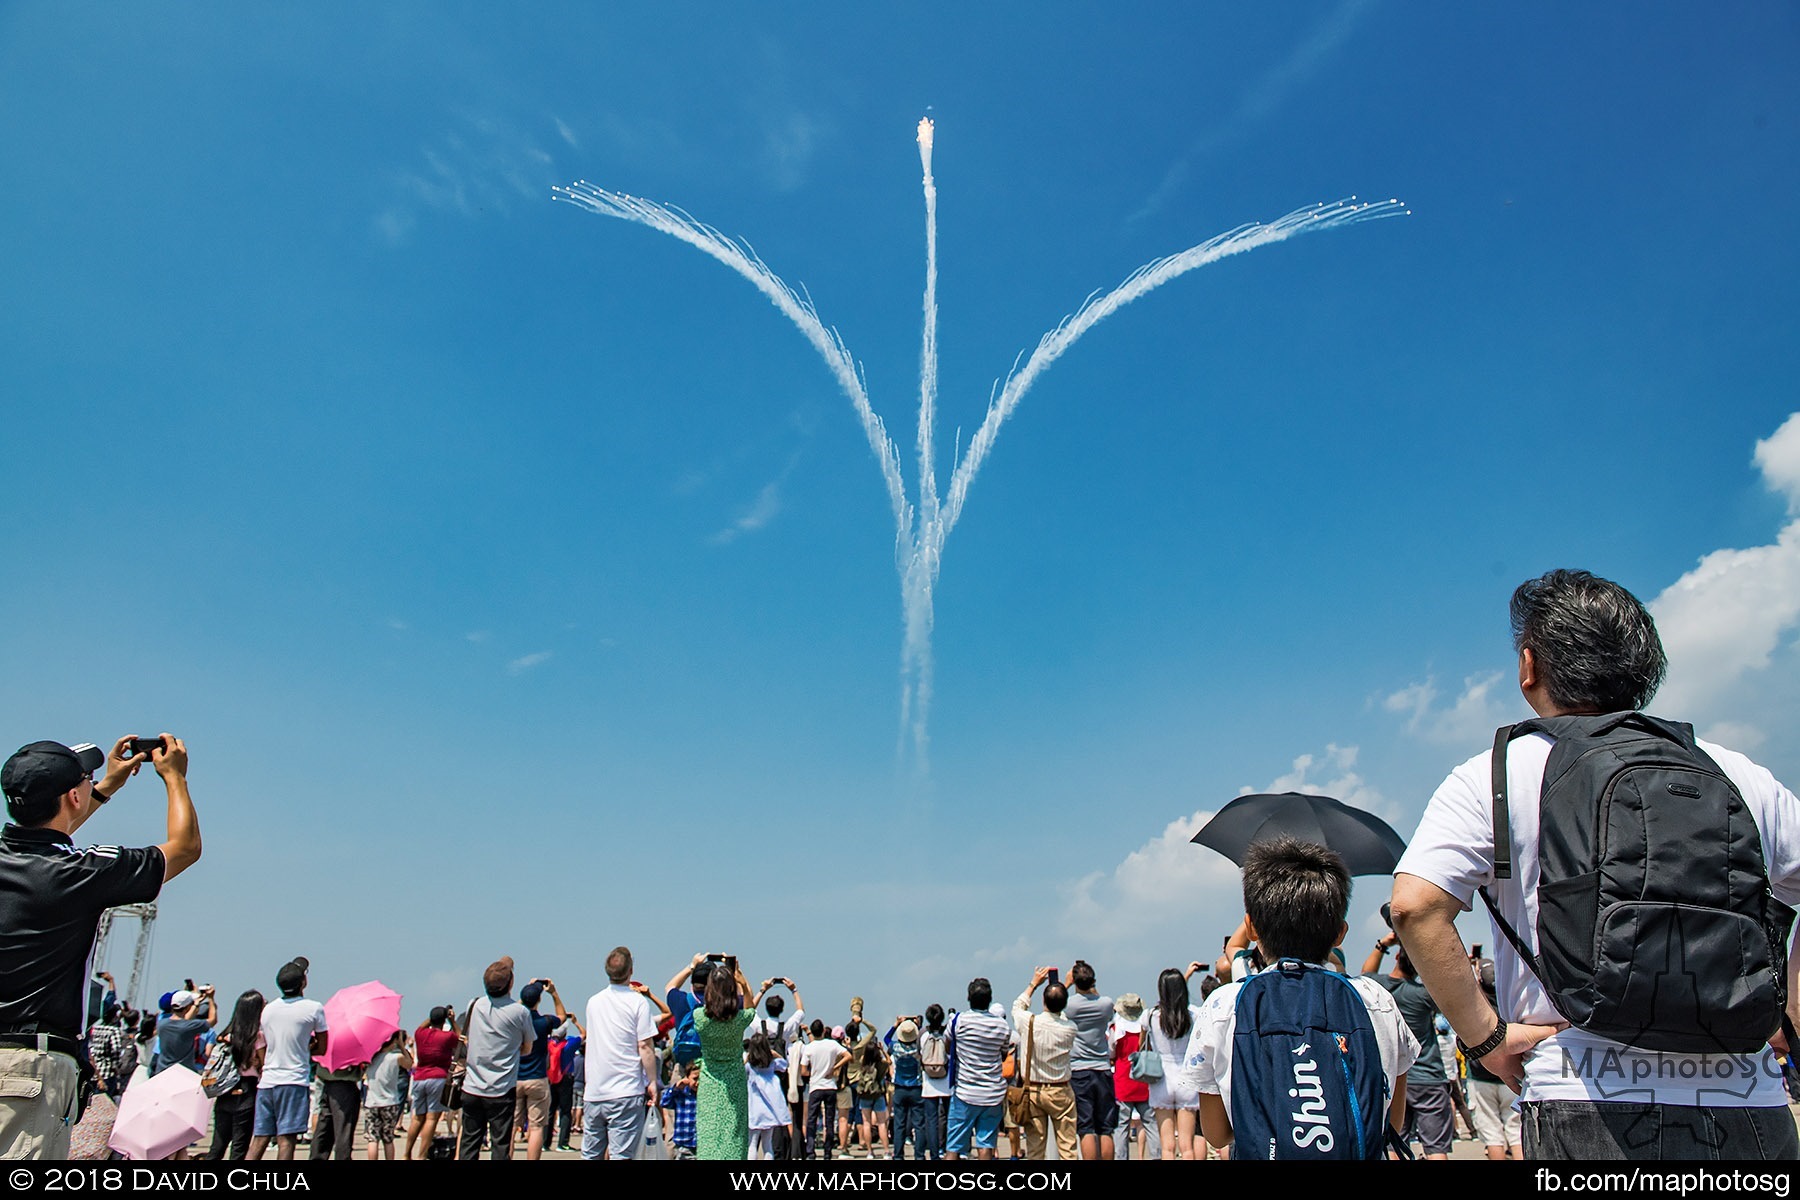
xmin=1190 ymin=791 xmax=1408 ymax=877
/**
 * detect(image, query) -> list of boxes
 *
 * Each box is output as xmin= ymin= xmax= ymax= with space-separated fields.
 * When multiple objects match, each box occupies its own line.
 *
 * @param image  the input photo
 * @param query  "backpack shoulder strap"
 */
xmin=1481 ymin=721 xmax=1548 ymax=985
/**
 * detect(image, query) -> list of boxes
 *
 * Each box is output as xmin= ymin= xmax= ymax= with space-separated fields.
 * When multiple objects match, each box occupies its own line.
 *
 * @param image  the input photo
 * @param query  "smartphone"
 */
xmin=705 ymin=953 xmax=726 ymax=964
xmin=1047 ymin=968 xmax=1060 ymax=987
xmin=127 ymin=736 xmax=166 ymax=758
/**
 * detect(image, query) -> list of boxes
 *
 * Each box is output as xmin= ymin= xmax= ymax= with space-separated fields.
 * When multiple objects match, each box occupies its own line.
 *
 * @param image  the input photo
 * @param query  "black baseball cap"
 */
xmin=2 ymin=741 xmax=104 ymax=822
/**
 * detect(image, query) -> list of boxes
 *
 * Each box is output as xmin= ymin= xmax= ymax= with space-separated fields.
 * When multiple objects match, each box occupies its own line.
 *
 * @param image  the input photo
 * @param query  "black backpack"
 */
xmin=1483 ymin=712 xmax=1796 ymax=1054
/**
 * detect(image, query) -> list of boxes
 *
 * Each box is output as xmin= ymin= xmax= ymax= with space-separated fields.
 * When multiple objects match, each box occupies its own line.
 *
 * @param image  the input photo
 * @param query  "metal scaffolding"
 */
xmin=92 ymin=903 xmax=157 ymax=1009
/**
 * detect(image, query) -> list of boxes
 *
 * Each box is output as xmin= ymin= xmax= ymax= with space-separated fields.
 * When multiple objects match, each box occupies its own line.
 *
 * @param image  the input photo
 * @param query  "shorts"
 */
xmin=946 ymin=1097 xmax=1003 ymax=1153
xmin=582 ymin=1094 xmax=649 ymax=1161
xmin=363 ymin=1104 xmax=401 ymax=1144
xmin=515 ymin=1078 xmax=551 ymax=1130
xmin=857 ymin=1092 xmax=887 ymax=1115
xmin=0 ymin=1046 xmax=79 ymax=1160
xmin=1468 ymin=1078 xmax=1522 ymax=1150
xmin=1404 ymin=1079 xmax=1456 ymax=1156
xmin=253 ymin=1083 xmax=311 ymax=1137
xmin=835 ymin=1088 xmax=854 ymax=1113
xmin=410 ymin=1077 xmax=449 ymax=1115
xmin=1071 ymin=1069 xmax=1118 ymax=1136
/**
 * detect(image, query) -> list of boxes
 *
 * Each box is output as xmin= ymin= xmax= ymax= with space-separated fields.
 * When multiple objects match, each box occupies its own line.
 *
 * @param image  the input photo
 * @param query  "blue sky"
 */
xmin=3 ymin=3 xmax=1798 ymax=1024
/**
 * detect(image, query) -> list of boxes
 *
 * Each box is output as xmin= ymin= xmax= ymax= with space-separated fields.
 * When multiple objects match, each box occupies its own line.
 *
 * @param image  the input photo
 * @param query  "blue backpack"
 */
xmin=671 ymin=1003 xmax=703 ymax=1065
xmin=1228 ymin=960 xmax=1397 ymax=1161
xmin=891 ymin=1039 xmax=922 ymax=1088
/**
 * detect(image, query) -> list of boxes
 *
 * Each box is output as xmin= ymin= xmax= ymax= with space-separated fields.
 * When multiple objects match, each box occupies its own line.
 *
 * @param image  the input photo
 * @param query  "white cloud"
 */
xmin=464 ymin=631 xmax=489 ymax=644
xmin=553 ymin=116 xmax=580 ymax=149
xmin=1383 ymin=671 xmax=1518 ymax=746
xmin=1649 ymin=413 xmax=1800 ymax=728
xmin=1130 ymin=0 xmax=1373 ymax=223
xmin=709 ymin=479 xmax=784 ymax=546
xmin=708 ymin=453 xmax=801 ymax=545
xmin=758 ymin=111 xmax=823 ymax=194
xmin=1701 ymin=721 xmax=1767 ymax=752
xmin=1057 ymin=744 xmax=1383 ymax=958
xmin=378 ymin=112 xmax=565 ymax=245
xmin=506 ymin=651 xmax=553 ymax=675
xmin=1753 ymin=414 xmax=1800 ymax=513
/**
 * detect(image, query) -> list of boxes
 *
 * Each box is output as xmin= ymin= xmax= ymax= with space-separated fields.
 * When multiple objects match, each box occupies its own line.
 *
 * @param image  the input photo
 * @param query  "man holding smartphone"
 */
xmin=0 ymin=733 xmax=200 ymax=1159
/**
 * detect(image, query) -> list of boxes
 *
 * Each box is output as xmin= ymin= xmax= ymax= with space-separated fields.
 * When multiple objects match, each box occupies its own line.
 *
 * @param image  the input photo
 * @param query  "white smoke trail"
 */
xmin=556 ymin=150 xmax=1404 ymax=771
xmin=939 ymin=198 xmax=1406 ymax=536
xmin=907 ymin=118 xmax=941 ymax=763
xmin=552 ymin=183 xmax=911 ymax=534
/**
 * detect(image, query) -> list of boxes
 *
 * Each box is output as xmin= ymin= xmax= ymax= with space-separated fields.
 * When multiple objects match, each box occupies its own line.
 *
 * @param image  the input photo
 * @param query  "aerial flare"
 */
xmin=554 ymin=118 xmax=1405 ymax=767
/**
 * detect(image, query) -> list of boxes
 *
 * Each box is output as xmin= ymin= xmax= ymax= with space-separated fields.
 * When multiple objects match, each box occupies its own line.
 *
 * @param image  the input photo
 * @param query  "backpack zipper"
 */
xmin=1333 ymin=1034 xmax=1366 ymax=1159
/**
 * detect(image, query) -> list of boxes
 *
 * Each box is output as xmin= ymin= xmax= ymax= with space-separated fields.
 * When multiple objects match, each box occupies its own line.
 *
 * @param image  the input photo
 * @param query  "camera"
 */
xmin=127 ymin=736 xmax=166 ymax=759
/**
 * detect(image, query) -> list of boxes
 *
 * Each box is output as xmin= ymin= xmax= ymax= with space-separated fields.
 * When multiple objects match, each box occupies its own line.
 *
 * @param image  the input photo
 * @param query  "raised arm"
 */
xmin=665 ymin=953 xmax=703 ymax=998
xmin=1361 ymin=931 xmax=1398 ymax=977
xmin=145 ymin=736 xmax=200 ymax=882
xmin=631 ymin=981 xmax=670 ymax=1018
xmin=543 ymin=980 xmax=570 ymax=1023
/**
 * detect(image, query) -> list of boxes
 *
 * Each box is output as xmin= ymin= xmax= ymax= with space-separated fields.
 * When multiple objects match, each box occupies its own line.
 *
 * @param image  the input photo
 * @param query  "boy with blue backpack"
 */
xmin=1194 ymin=837 xmax=1418 ymax=1160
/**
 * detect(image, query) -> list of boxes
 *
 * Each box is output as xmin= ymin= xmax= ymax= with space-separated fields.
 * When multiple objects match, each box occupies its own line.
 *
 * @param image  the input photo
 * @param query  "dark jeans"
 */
xmin=804 ymin=1092 xmax=837 ymax=1159
xmin=928 ymin=1096 xmax=950 ymax=1158
xmin=893 ymin=1085 xmax=934 ymax=1160
xmin=1522 ymin=1101 xmax=1800 ymax=1160
xmin=310 ymin=1080 xmax=361 ymax=1160
xmin=459 ymin=1089 xmax=518 ymax=1160
xmin=549 ymin=1078 xmax=575 ymax=1147
xmin=206 ymin=1087 xmax=255 ymax=1160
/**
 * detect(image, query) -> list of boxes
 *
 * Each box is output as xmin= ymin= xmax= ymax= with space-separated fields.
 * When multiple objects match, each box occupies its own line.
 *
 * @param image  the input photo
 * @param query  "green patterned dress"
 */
xmin=694 ymin=1006 xmax=755 ymax=1159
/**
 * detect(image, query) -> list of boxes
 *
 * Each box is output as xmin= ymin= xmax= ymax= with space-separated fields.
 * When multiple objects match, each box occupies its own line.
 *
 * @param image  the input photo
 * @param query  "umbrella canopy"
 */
xmin=316 ymin=980 xmax=403 ymax=1071
xmin=1191 ymin=791 xmax=1408 ymax=877
xmin=108 ymin=1064 xmax=209 ymax=1160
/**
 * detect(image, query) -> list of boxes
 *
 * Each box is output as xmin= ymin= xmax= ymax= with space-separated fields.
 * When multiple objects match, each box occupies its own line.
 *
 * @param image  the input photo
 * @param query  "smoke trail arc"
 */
xmin=555 ymin=130 xmax=1405 ymax=769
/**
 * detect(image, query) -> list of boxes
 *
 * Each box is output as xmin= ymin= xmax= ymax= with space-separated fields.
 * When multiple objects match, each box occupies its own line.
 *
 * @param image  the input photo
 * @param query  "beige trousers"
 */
xmin=1021 ymin=1081 xmax=1077 ymax=1161
xmin=0 ymin=1046 xmax=78 ymax=1160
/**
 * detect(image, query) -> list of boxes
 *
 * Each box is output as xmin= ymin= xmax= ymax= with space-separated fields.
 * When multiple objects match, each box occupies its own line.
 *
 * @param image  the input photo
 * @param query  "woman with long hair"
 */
xmin=694 ymin=958 xmax=762 ymax=1159
xmin=1146 ymin=965 xmax=1206 ymax=1160
xmin=128 ymin=1015 xmax=157 ymax=1090
xmin=205 ymin=991 xmax=265 ymax=1159
xmin=404 ymin=1006 xmax=458 ymax=1159
xmin=919 ymin=1004 xmax=951 ymax=1160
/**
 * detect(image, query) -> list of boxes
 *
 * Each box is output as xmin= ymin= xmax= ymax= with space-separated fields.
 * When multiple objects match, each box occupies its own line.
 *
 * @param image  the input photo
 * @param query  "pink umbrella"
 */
xmin=316 ymin=980 xmax=403 ymax=1071
xmin=108 ymin=1064 xmax=209 ymax=1160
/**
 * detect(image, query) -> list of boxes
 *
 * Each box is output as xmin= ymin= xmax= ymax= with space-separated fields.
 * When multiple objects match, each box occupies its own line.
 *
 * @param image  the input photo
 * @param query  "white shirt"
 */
xmin=1192 ymin=971 xmax=1418 ymax=1114
xmin=1397 ymin=732 xmax=1800 ymax=1106
xmin=803 ymin=1038 xmax=846 ymax=1094
xmin=258 ymin=997 xmax=327 ymax=1089
xmin=583 ymin=984 xmax=659 ymax=1103
xmin=744 ymin=1011 xmax=804 ymax=1049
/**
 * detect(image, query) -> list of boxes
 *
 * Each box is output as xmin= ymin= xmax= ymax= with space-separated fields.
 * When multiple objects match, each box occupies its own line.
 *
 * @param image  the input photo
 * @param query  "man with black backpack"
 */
xmin=1393 ymin=569 xmax=1800 ymax=1160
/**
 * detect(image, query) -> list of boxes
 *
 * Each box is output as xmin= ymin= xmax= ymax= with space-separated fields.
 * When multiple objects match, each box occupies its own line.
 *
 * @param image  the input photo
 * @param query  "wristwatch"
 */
xmin=1457 ymin=1017 xmax=1508 ymax=1060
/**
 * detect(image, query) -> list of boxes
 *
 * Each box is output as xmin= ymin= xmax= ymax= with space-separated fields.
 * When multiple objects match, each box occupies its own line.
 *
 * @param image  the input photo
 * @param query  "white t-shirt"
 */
xmin=744 ymin=1011 xmax=803 ymax=1050
xmin=803 ymin=1038 xmax=845 ymax=1094
xmin=365 ymin=1046 xmax=405 ymax=1108
xmin=1397 ymin=732 xmax=1800 ymax=1106
xmin=583 ymin=984 xmax=660 ymax=1103
xmin=258 ymin=996 xmax=328 ymax=1089
xmin=1192 ymin=971 xmax=1418 ymax=1117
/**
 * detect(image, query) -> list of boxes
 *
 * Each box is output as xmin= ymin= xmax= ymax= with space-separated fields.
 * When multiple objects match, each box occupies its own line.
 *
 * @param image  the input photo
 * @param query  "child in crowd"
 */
xmin=661 ymin=1062 xmax=701 ymax=1159
xmin=1193 ymin=836 xmax=1418 ymax=1159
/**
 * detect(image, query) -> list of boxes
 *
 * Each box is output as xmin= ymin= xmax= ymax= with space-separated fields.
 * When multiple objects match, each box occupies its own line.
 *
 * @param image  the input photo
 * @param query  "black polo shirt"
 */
xmin=0 ymin=825 xmax=163 ymax=1041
